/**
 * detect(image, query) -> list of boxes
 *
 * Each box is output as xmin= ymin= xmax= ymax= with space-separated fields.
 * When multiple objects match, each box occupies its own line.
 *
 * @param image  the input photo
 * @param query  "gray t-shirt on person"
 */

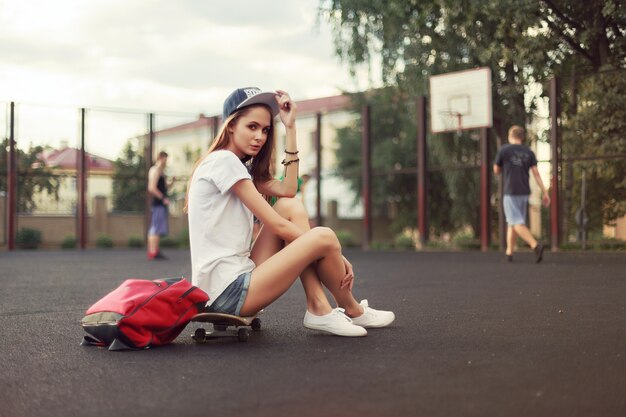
xmin=494 ymin=144 xmax=537 ymax=195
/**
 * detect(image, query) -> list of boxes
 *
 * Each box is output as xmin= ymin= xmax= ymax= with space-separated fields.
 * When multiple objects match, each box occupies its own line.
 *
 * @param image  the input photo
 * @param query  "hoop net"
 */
xmin=438 ymin=110 xmax=464 ymax=135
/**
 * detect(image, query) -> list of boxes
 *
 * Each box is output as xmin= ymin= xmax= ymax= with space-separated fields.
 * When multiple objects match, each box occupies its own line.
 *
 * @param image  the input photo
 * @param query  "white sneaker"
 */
xmin=350 ymin=300 xmax=395 ymax=328
xmin=303 ymin=308 xmax=367 ymax=337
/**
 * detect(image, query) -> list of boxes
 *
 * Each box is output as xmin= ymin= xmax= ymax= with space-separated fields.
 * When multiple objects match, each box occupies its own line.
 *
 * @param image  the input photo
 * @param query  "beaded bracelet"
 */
xmin=285 ymin=150 xmax=299 ymax=155
xmin=281 ymin=158 xmax=300 ymax=166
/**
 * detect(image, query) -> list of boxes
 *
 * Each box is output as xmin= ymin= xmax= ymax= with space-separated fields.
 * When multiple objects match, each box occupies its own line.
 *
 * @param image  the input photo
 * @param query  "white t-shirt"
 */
xmin=188 ymin=150 xmax=256 ymax=304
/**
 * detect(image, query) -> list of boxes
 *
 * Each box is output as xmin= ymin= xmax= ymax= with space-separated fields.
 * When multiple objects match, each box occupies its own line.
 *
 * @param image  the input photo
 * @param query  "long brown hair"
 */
xmin=184 ymin=104 xmax=276 ymax=212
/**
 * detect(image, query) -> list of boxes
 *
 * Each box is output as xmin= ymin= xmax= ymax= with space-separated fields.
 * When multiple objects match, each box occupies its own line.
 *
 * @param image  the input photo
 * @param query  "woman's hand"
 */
xmin=340 ymin=255 xmax=354 ymax=290
xmin=275 ymin=90 xmax=296 ymax=128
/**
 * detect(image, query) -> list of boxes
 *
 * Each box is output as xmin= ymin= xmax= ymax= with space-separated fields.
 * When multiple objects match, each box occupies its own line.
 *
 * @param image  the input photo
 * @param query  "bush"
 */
xmin=160 ymin=236 xmax=179 ymax=248
xmin=452 ymin=229 xmax=480 ymax=250
xmin=16 ymin=228 xmax=42 ymax=249
xmin=335 ymin=230 xmax=355 ymax=247
xmin=394 ymin=233 xmax=416 ymax=250
xmin=370 ymin=241 xmax=393 ymax=250
xmin=96 ymin=234 xmax=113 ymax=248
xmin=128 ymin=236 xmax=144 ymax=248
xmin=594 ymin=239 xmax=626 ymax=251
xmin=176 ymin=228 xmax=190 ymax=249
xmin=61 ymin=236 xmax=77 ymax=249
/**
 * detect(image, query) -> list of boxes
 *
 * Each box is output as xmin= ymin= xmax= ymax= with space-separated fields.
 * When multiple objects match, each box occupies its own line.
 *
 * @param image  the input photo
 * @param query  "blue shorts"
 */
xmin=206 ymin=272 xmax=252 ymax=316
xmin=149 ymin=205 xmax=169 ymax=236
xmin=503 ymin=195 xmax=529 ymax=226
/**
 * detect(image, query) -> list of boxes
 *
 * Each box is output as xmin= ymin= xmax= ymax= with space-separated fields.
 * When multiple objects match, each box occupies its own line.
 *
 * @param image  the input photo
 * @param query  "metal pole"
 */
xmin=78 ymin=108 xmax=87 ymax=249
xmin=416 ymin=96 xmax=428 ymax=246
xmin=494 ymin=119 xmax=507 ymax=250
xmin=550 ymin=77 xmax=561 ymax=251
xmin=480 ymin=127 xmax=491 ymax=251
xmin=211 ymin=116 xmax=219 ymax=146
xmin=145 ymin=113 xmax=154 ymax=243
xmin=7 ymin=102 xmax=16 ymax=250
xmin=361 ymin=105 xmax=372 ymax=250
xmin=581 ymin=169 xmax=586 ymax=249
xmin=315 ymin=112 xmax=322 ymax=227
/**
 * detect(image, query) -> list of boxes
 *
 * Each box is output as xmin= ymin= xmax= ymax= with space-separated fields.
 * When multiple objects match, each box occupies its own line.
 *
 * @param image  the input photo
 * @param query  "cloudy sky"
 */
xmin=0 ymin=0 xmax=379 ymax=112
xmin=0 ymin=0 xmax=381 ymax=158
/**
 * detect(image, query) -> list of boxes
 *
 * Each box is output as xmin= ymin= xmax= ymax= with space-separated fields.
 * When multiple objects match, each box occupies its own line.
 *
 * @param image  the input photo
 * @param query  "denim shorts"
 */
xmin=148 ymin=205 xmax=169 ymax=236
xmin=206 ymin=272 xmax=251 ymax=316
xmin=503 ymin=194 xmax=529 ymax=225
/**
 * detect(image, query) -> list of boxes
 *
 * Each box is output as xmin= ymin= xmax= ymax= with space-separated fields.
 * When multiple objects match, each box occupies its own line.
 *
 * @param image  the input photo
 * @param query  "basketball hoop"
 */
xmin=438 ymin=109 xmax=464 ymax=136
xmin=429 ymin=67 xmax=493 ymax=134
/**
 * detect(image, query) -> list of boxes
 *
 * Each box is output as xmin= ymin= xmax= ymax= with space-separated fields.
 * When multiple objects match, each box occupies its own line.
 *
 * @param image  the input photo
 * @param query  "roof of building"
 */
xmin=37 ymin=147 xmax=114 ymax=172
xmin=152 ymin=94 xmax=352 ymax=135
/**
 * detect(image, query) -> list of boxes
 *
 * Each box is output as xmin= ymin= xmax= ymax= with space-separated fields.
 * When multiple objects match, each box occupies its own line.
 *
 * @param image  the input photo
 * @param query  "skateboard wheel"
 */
xmin=251 ymin=318 xmax=261 ymax=331
xmin=237 ymin=328 xmax=249 ymax=342
xmin=193 ymin=328 xmax=206 ymax=343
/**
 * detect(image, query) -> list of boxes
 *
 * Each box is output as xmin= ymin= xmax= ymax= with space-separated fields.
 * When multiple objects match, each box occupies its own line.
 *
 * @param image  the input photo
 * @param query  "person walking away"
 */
xmin=493 ymin=125 xmax=550 ymax=263
xmin=147 ymin=151 xmax=170 ymax=260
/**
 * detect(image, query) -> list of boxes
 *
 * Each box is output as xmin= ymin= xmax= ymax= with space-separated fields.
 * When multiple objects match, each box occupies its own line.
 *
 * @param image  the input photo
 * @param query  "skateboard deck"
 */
xmin=190 ymin=312 xmax=262 ymax=343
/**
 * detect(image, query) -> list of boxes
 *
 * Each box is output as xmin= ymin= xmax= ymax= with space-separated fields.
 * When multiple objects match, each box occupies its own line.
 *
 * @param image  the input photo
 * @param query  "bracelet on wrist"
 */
xmin=281 ymin=158 xmax=300 ymax=166
xmin=285 ymin=150 xmax=299 ymax=155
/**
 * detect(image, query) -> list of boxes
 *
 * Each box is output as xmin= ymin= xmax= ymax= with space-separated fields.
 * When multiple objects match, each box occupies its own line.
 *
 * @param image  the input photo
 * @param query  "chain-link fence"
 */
xmin=1 ymin=102 xmax=200 ymax=249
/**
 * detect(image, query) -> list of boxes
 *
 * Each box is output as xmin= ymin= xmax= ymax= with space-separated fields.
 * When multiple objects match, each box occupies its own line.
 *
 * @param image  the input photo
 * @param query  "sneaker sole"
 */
xmin=303 ymin=322 xmax=367 ymax=337
xmin=354 ymin=315 xmax=396 ymax=329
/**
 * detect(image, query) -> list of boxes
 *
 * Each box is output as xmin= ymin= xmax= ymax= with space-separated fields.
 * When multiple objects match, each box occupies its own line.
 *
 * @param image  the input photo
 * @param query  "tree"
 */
xmin=112 ymin=139 xmax=146 ymax=212
xmin=563 ymin=71 xmax=626 ymax=233
xmin=0 ymin=139 xmax=62 ymax=212
xmin=320 ymin=0 xmax=625 ymax=236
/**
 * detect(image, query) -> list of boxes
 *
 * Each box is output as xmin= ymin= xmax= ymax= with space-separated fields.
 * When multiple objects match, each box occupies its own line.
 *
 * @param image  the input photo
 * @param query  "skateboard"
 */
xmin=190 ymin=312 xmax=262 ymax=343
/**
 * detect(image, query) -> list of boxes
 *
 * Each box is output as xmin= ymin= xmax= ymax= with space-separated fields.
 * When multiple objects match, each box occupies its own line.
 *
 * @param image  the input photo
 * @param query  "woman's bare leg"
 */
xmin=254 ymin=198 xmax=335 ymax=315
xmin=241 ymin=226 xmax=362 ymax=317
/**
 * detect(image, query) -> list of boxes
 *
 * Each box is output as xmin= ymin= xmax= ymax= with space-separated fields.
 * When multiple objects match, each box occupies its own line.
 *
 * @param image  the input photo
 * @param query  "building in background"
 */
xmin=33 ymin=142 xmax=114 ymax=214
xmin=153 ymin=94 xmax=363 ymax=219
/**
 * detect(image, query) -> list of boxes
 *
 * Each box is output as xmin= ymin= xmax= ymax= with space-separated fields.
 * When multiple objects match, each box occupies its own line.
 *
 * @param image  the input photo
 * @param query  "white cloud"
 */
xmin=0 ymin=0 xmax=381 ymax=158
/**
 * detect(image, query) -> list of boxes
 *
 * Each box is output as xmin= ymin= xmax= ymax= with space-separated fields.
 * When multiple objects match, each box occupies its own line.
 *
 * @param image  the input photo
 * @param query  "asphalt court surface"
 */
xmin=0 ymin=248 xmax=624 ymax=417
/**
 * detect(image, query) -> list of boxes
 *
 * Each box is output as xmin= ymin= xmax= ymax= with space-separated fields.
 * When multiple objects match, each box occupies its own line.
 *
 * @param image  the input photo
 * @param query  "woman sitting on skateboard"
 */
xmin=185 ymin=87 xmax=394 ymax=336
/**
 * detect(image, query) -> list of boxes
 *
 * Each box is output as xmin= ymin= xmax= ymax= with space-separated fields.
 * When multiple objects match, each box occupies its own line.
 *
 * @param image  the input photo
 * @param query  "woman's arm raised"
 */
xmin=232 ymin=178 xmax=303 ymax=242
xmin=257 ymin=90 xmax=299 ymax=198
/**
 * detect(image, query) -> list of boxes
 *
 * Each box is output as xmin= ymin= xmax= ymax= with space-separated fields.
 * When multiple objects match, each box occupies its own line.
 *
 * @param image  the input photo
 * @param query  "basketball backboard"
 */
xmin=429 ymin=67 xmax=493 ymax=133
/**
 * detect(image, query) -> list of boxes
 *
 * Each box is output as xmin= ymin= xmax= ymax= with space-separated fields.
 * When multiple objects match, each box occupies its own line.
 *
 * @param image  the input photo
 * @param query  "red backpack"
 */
xmin=81 ymin=277 xmax=208 ymax=351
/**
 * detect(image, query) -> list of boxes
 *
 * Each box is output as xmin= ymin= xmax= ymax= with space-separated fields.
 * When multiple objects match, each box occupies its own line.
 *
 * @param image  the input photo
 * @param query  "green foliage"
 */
xmin=334 ymin=89 xmax=480 ymax=236
xmin=394 ymin=233 xmax=416 ymax=250
xmin=452 ymin=229 xmax=480 ymax=250
xmin=160 ymin=236 xmax=179 ymax=248
xmin=176 ymin=228 xmax=190 ymax=249
xmin=112 ymin=140 xmax=146 ymax=212
xmin=563 ymin=71 xmax=626 ymax=232
xmin=16 ymin=228 xmax=42 ymax=249
xmin=370 ymin=241 xmax=393 ymax=251
xmin=334 ymin=89 xmax=420 ymax=234
xmin=96 ymin=234 xmax=113 ymax=248
xmin=61 ymin=236 xmax=77 ymax=249
xmin=128 ymin=236 xmax=144 ymax=248
xmin=561 ymin=239 xmax=626 ymax=251
xmin=335 ymin=230 xmax=356 ymax=247
xmin=321 ymin=0 xmax=626 ymax=242
xmin=0 ymin=140 xmax=62 ymax=212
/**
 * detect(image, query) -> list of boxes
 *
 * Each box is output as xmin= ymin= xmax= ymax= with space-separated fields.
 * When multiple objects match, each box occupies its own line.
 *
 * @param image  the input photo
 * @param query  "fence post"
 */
xmin=416 ymin=96 xmax=428 ymax=246
xmin=78 ymin=108 xmax=87 ymax=249
xmin=7 ymin=102 xmax=16 ymax=250
xmin=315 ymin=112 xmax=322 ymax=227
xmin=550 ymin=77 xmax=561 ymax=251
xmin=361 ymin=105 xmax=372 ymax=250
xmin=145 ymin=113 xmax=154 ymax=243
xmin=480 ymin=127 xmax=491 ymax=251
